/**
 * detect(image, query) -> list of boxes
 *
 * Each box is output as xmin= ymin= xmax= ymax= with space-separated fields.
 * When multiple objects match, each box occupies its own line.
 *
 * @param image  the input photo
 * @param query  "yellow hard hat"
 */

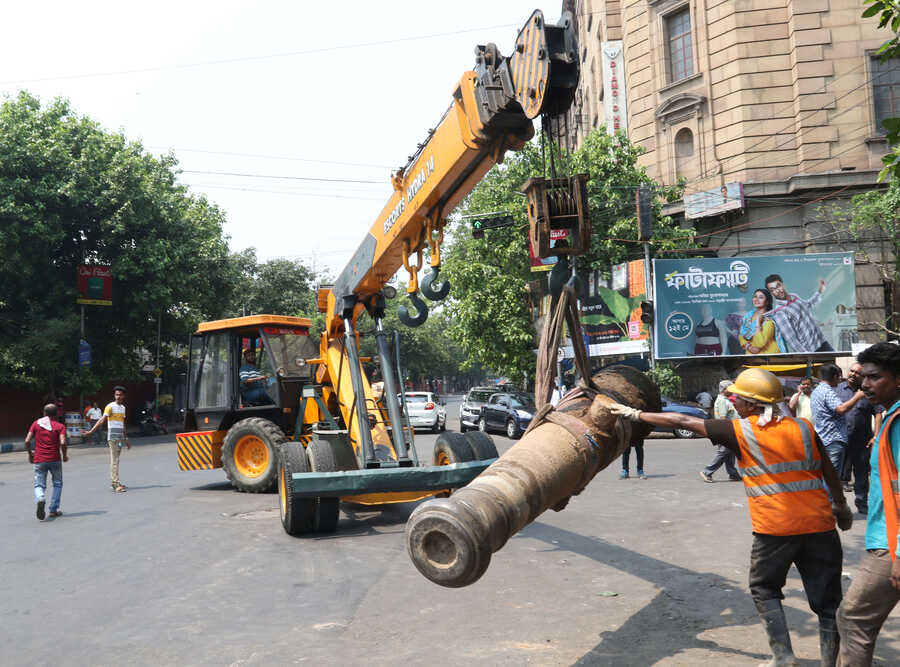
xmin=726 ymin=368 xmax=784 ymax=404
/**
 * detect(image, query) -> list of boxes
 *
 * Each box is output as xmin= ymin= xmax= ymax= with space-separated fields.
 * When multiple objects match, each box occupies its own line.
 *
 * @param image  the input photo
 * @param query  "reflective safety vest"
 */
xmin=732 ymin=415 xmax=835 ymax=536
xmin=877 ymin=411 xmax=900 ymax=561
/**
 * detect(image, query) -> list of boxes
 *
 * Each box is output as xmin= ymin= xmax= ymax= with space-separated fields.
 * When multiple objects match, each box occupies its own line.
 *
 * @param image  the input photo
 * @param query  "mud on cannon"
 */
xmin=405 ymin=365 xmax=661 ymax=587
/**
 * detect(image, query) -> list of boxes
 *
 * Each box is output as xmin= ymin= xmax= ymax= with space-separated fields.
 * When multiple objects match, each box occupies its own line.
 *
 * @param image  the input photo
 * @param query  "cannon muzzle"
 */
xmin=405 ymin=365 xmax=660 ymax=587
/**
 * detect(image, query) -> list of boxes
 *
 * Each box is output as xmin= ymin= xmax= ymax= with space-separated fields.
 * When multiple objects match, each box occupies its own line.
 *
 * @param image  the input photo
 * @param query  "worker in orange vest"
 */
xmin=836 ymin=342 xmax=900 ymax=666
xmin=610 ymin=367 xmax=852 ymax=667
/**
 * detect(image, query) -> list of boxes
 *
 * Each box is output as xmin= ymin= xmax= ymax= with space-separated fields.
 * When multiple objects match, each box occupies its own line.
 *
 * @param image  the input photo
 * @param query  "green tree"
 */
xmin=228 ymin=249 xmax=318 ymax=317
xmin=442 ymin=130 xmax=696 ymax=382
xmin=0 ymin=92 xmax=234 ymax=395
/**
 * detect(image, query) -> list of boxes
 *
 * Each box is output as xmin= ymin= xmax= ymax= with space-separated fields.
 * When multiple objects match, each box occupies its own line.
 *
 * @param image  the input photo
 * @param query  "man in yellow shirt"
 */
xmin=85 ymin=386 xmax=130 ymax=492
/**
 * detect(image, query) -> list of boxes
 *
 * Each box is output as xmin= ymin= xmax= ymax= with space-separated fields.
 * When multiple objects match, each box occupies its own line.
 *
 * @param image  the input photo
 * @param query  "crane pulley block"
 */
xmin=522 ymin=174 xmax=590 ymax=258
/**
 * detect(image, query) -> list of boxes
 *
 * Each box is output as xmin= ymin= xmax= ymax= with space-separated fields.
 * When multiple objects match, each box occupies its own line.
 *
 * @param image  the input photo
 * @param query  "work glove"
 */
xmin=608 ymin=402 xmax=642 ymax=422
xmin=832 ymin=502 xmax=853 ymax=531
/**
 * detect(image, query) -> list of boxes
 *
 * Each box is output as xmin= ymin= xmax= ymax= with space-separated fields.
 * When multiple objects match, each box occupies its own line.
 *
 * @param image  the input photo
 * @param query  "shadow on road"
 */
xmin=522 ymin=522 xmax=771 ymax=665
xmin=124 ymin=484 xmax=172 ymax=491
xmin=334 ymin=502 xmax=418 ymax=536
xmin=49 ymin=510 xmax=107 ymax=518
xmin=190 ymin=481 xmax=235 ymax=491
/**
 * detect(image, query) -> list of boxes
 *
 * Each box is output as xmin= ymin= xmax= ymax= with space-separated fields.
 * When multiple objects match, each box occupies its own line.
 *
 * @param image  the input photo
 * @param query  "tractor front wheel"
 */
xmin=222 ymin=418 xmax=285 ymax=493
xmin=279 ymin=442 xmax=315 ymax=535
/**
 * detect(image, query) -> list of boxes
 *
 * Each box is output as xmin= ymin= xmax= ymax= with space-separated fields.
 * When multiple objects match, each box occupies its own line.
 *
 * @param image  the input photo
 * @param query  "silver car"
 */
xmin=400 ymin=392 xmax=447 ymax=432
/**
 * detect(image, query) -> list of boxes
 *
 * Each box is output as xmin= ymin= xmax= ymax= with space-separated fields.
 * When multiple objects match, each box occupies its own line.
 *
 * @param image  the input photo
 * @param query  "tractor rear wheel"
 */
xmin=222 ymin=418 xmax=285 ymax=492
xmin=306 ymin=439 xmax=340 ymax=533
xmin=279 ymin=442 xmax=315 ymax=535
xmin=463 ymin=431 xmax=499 ymax=460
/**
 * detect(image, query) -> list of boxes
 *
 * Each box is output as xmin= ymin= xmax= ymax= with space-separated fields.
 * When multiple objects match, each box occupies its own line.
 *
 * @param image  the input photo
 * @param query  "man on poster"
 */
xmin=764 ymin=274 xmax=833 ymax=353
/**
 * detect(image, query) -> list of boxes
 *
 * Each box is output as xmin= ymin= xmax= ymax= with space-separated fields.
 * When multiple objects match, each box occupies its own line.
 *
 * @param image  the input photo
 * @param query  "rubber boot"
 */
xmin=756 ymin=599 xmax=799 ymax=667
xmin=818 ymin=616 xmax=839 ymax=667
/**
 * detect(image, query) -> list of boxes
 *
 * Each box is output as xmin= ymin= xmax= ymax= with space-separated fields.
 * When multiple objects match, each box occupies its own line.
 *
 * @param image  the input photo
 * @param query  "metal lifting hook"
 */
xmin=420 ymin=267 xmax=450 ymax=301
xmin=398 ymin=292 xmax=429 ymax=327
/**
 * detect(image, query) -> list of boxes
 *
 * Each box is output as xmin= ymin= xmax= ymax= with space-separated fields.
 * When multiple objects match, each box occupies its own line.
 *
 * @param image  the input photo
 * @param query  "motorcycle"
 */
xmin=139 ymin=408 xmax=168 ymax=436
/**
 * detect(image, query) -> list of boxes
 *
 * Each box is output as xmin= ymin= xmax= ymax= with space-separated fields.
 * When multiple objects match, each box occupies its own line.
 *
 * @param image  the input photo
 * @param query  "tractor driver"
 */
xmin=239 ymin=349 xmax=272 ymax=405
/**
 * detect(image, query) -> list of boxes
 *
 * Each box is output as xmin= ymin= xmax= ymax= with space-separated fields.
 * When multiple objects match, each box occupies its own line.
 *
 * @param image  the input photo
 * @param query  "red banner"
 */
xmin=77 ymin=265 xmax=113 ymax=306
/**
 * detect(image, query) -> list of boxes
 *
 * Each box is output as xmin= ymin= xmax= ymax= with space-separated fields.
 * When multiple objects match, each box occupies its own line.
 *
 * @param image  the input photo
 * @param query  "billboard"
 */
xmin=529 ymin=229 xmax=568 ymax=272
xmin=76 ymin=264 xmax=113 ymax=306
xmin=684 ymin=182 xmax=743 ymax=219
xmin=581 ymin=259 xmax=650 ymax=356
xmin=653 ymin=252 xmax=856 ymax=360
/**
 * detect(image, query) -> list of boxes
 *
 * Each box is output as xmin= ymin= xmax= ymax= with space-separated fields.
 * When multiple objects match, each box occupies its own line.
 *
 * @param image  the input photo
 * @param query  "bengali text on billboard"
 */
xmin=652 ymin=252 xmax=856 ymax=360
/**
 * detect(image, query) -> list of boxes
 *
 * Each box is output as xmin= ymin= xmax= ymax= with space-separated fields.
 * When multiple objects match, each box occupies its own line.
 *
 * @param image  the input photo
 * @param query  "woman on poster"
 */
xmin=739 ymin=288 xmax=785 ymax=355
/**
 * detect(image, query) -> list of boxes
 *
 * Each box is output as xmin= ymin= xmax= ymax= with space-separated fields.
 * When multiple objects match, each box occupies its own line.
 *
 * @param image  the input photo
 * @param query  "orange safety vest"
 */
xmin=732 ymin=415 xmax=835 ymax=536
xmin=877 ymin=411 xmax=900 ymax=561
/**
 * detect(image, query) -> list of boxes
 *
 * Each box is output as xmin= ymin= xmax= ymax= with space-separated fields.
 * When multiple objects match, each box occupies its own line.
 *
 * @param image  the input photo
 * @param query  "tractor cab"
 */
xmin=183 ymin=315 xmax=317 ymax=436
xmin=178 ymin=315 xmax=318 ymax=493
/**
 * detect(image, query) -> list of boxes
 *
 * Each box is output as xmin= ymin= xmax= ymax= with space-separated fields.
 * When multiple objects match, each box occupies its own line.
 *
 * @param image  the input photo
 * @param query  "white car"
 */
xmin=400 ymin=392 xmax=447 ymax=432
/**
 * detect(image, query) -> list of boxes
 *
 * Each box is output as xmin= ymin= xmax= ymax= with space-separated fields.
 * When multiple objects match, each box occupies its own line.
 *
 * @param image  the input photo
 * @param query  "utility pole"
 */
xmin=637 ymin=185 xmax=655 ymax=369
xmin=155 ymin=311 xmax=161 ymax=413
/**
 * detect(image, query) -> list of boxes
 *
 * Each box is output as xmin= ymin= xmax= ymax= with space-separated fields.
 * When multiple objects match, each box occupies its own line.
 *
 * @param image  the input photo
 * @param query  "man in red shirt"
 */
xmin=24 ymin=403 xmax=68 ymax=520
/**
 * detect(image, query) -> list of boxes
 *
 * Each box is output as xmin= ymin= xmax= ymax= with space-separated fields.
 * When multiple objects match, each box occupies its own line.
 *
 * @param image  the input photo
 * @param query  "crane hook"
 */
xmin=420 ymin=267 xmax=451 ymax=301
xmin=398 ymin=292 xmax=429 ymax=327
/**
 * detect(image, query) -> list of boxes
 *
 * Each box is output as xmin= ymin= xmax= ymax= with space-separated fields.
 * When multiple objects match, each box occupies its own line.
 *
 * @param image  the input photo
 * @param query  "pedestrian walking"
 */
xmin=24 ymin=403 xmax=68 ymax=520
xmin=609 ymin=368 xmax=852 ymax=667
xmin=811 ymin=364 xmax=865 ymax=485
xmin=788 ymin=377 xmax=814 ymax=421
xmin=85 ymin=386 xmax=130 ymax=492
xmin=836 ymin=342 xmax=900 ymax=666
xmin=700 ymin=380 xmax=742 ymax=482
xmin=835 ymin=362 xmax=882 ymax=514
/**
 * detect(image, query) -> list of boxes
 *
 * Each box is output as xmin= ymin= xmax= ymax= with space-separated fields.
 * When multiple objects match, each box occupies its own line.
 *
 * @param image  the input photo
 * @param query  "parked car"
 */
xmin=459 ymin=386 xmax=501 ymax=432
xmin=400 ymin=392 xmax=446 ymax=432
xmin=655 ymin=397 xmax=708 ymax=439
xmin=478 ymin=391 xmax=536 ymax=439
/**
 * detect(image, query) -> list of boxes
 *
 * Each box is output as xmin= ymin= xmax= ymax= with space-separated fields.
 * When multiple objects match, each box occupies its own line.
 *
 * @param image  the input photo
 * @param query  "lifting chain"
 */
xmin=401 ymin=239 xmax=422 ymax=294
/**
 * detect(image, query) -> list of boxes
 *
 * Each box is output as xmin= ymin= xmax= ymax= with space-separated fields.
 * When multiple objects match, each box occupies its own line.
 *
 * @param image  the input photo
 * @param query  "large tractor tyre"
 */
xmin=463 ymin=431 xmax=499 ymax=460
xmin=306 ymin=439 xmax=340 ymax=533
xmin=279 ymin=442 xmax=315 ymax=536
xmin=222 ymin=418 xmax=286 ymax=493
xmin=432 ymin=432 xmax=476 ymax=466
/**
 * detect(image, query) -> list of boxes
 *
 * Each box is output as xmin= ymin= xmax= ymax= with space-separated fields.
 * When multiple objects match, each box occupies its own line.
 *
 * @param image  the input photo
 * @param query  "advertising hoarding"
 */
xmin=653 ymin=252 xmax=856 ymax=360
xmin=77 ymin=264 xmax=113 ymax=306
xmin=581 ymin=259 xmax=650 ymax=356
xmin=601 ymin=41 xmax=628 ymax=135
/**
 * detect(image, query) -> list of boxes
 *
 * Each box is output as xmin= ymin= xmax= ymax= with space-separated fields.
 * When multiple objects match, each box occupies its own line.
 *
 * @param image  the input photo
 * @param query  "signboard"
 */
xmin=684 ymin=182 xmax=744 ymax=219
xmin=601 ymin=41 xmax=627 ymax=135
xmin=528 ymin=229 xmax=568 ymax=272
xmin=652 ymin=252 xmax=857 ymax=360
xmin=78 ymin=340 xmax=91 ymax=369
xmin=76 ymin=264 xmax=113 ymax=306
xmin=580 ymin=259 xmax=650 ymax=356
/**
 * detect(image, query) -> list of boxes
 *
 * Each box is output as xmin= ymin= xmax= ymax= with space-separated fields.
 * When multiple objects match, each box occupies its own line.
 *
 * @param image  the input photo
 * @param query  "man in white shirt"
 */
xmin=85 ymin=386 xmax=130 ymax=492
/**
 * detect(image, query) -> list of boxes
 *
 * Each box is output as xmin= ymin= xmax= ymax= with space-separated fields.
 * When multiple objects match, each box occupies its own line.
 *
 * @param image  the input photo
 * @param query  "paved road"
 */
xmin=2 ymin=405 xmax=898 ymax=665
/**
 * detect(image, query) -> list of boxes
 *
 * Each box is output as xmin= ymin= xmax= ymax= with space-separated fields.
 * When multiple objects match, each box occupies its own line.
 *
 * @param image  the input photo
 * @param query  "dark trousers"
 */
xmin=749 ymin=530 xmax=843 ymax=620
xmin=622 ymin=443 xmax=644 ymax=472
xmin=840 ymin=438 xmax=871 ymax=511
xmin=704 ymin=445 xmax=739 ymax=478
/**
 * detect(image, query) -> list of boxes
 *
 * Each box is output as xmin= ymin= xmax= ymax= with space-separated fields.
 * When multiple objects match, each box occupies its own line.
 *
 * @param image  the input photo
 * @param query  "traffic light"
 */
xmin=640 ymin=300 xmax=654 ymax=325
xmin=472 ymin=219 xmax=485 ymax=239
xmin=470 ymin=214 xmax=514 ymax=239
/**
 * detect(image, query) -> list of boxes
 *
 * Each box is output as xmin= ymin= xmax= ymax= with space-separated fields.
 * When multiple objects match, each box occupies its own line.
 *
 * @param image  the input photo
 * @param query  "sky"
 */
xmin=2 ymin=1 xmax=563 ymax=278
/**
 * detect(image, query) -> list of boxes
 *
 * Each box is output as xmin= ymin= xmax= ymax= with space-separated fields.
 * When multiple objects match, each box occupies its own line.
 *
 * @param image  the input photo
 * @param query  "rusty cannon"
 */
xmin=405 ymin=365 xmax=660 ymax=588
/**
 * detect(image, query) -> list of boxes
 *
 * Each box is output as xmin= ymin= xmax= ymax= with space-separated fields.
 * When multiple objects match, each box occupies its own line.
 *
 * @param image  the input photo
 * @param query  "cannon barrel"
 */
xmin=405 ymin=365 xmax=660 ymax=587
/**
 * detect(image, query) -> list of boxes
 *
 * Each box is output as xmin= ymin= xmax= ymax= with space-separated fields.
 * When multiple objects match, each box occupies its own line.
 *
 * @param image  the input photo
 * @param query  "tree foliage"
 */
xmin=227 ymin=248 xmax=317 ymax=318
xmin=0 ymin=93 xmax=234 ymax=394
xmin=442 ymin=129 xmax=696 ymax=382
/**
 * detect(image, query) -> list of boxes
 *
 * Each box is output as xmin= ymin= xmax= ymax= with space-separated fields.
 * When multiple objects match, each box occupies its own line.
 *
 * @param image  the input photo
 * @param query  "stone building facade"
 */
xmin=561 ymin=0 xmax=899 ymax=389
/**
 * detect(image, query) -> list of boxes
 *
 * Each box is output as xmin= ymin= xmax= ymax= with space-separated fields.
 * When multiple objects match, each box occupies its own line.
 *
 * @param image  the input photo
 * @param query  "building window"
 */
xmin=872 ymin=57 xmax=900 ymax=134
xmin=666 ymin=8 xmax=694 ymax=83
xmin=674 ymin=127 xmax=694 ymax=157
